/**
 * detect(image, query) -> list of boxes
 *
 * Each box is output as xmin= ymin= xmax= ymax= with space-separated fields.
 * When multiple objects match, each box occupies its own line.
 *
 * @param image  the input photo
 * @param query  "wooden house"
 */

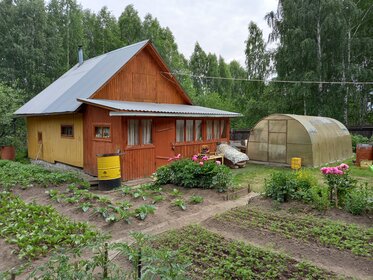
xmin=15 ymin=40 xmax=241 ymax=180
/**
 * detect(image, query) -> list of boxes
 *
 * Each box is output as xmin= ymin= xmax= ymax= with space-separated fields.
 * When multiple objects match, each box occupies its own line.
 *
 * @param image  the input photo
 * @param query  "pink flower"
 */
xmin=199 ymin=161 xmax=204 ymax=166
xmin=202 ymin=155 xmax=208 ymax=161
xmin=192 ymin=155 xmax=198 ymax=162
xmin=216 ymin=161 xmax=221 ymax=165
xmin=339 ymin=163 xmax=349 ymax=170
xmin=167 ymin=157 xmax=174 ymax=162
xmin=175 ymin=154 xmax=181 ymax=159
xmin=320 ymin=167 xmax=328 ymax=174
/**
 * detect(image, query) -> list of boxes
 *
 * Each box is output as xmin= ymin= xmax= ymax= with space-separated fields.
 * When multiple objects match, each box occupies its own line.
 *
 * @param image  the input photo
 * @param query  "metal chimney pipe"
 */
xmin=78 ymin=46 xmax=83 ymax=66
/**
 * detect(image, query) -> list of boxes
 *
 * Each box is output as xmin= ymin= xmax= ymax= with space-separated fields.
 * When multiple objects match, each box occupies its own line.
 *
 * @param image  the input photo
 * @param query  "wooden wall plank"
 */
xmin=92 ymin=47 xmax=186 ymax=104
xmin=27 ymin=114 xmax=83 ymax=167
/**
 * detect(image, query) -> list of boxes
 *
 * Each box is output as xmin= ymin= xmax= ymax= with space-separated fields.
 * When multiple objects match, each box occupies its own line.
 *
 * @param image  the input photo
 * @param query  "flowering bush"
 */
xmin=320 ymin=163 xmax=356 ymax=207
xmin=154 ymin=156 xmax=231 ymax=192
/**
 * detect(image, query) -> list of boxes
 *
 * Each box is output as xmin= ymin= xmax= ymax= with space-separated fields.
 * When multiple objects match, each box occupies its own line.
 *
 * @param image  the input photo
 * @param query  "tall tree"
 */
xmin=118 ymin=4 xmax=143 ymax=45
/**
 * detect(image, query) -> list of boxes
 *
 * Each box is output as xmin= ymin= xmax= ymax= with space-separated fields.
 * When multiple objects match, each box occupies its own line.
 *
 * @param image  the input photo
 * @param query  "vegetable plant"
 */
xmin=135 ymin=204 xmax=156 ymax=220
xmin=172 ymin=199 xmax=187 ymax=210
xmin=189 ymin=195 xmax=204 ymax=204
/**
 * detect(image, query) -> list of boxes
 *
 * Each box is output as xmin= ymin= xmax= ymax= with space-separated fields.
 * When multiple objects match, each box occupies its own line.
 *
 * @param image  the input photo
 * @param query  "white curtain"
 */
xmin=128 ymin=120 xmax=139 ymax=145
xmin=195 ymin=120 xmax=202 ymax=141
xmin=142 ymin=120 xmax=152 ymax=144
xmin=220 ymin=120 xmax=226 ymax=138
xmin=206 ymin=120 xmax=213 ymax=140
xmin=214 ymin=120 xmax=220 ymax=139
xmin=176 ymin=120 xmax=184 ymax=142
xmin=186 ymin=120 xmax=193 ymax=142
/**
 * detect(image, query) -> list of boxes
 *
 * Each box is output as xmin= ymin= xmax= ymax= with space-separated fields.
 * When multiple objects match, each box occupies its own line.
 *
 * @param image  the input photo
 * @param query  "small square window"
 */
xmin=61 ymin=125 xmax=74 ymax=138
xmin=95 ymin=125 xmax=111 ymax=139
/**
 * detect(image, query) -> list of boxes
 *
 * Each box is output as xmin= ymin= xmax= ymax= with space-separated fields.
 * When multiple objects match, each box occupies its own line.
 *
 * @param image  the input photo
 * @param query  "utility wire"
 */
xmin=162 ymin=71 xmax=373 ymax=85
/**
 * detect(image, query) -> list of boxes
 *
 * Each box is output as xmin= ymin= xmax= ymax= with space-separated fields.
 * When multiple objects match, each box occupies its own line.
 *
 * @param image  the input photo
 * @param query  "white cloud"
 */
xmin=77 ymin=0 xmax=278 ymax=66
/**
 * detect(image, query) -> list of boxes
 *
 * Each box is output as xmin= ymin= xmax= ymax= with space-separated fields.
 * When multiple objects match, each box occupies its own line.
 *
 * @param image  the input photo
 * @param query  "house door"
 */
xmin=268 ymin=120 xmax=287 ymax=163
xmin=153 ymin=118 xmax=175 ymax=168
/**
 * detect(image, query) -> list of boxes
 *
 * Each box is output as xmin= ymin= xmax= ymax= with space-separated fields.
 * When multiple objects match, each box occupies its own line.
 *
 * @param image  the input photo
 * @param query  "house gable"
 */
xmin=91 ymin=44 xmax=191 ymax=105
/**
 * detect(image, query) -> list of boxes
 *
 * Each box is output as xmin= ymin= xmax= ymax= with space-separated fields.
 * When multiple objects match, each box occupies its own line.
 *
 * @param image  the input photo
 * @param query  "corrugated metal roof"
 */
xmin=15 ymin=40 xmax=149 ymax=115
xmin=78 ymin=98 xmax=242 ymax=117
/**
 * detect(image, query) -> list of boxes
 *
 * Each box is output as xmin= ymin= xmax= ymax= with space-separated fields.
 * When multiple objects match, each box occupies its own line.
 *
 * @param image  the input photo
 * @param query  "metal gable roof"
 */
xmin=78 ymin=98 xmax=242 ymax=117
xmin=15 ymin=40 xmax=149 ymax=115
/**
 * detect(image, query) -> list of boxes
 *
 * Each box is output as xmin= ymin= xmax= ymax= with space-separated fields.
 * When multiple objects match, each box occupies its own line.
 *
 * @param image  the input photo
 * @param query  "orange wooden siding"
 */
xmin=92 ymin=47 xmax=186 ymax=104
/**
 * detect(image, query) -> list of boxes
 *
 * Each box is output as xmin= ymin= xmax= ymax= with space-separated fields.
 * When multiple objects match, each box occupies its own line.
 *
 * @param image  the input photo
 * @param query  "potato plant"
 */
xmin=0 ymin=192 xmax=101 ymax=259
xmin=216 ymin=206 xmax=373 ymax=257
xmin=155 ymin=225 xmax=339 ymax=279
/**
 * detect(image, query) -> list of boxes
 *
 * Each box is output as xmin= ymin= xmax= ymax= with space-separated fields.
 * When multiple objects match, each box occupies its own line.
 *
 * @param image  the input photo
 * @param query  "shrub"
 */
xmin=309 ymin=185 xmax=330 ymax=211
xmin=264 ymin=172 xmax=297 ymax=202
xmin=351 ymin=134 xmax=371 ymax=153
xmin=154 ymin=158 xmax=232 ymax=192
xmin=344 ymin=184 xmax=373 ymax=215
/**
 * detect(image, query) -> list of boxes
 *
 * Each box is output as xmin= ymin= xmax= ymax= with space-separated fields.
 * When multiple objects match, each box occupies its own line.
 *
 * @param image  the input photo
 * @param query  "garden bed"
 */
xmin=154 ymin=225 xmax=341 ymax=280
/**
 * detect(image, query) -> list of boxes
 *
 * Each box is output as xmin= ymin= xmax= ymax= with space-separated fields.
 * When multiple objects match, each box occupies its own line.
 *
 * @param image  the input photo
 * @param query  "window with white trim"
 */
xmin=128 ymin=120 xmax=139 ymax=145
xmin=206 ymin=120 xmax=213 ymax=140
xmin=142 ymin=120 xmax=152 ymax=144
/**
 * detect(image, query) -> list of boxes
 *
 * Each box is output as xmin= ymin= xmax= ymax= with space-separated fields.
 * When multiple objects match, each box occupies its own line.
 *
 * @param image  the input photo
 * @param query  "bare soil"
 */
xmin=1 ymin=184 xmax=253 ymax=275
xmin=203 ymin=196 xmax=373 ymax=280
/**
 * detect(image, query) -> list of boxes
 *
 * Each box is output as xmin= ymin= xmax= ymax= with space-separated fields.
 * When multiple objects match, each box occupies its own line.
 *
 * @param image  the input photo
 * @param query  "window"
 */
xmin=61 ymin=125 xmax=74 ymax=138
xmin=220 ymin=120 xmax=226 ymax=138
xmin=176 ymin=120 xmax=184 ymax=142
xmin=195 ymin=120 xmax=202 ymax=141
xmin=142 ymin=120 xmax=152 ymax=144
xmin=186 ymin=120 xmax=194 ymax=142
xmin=128 ymin=120 xmax=139 ymax=145
xmin=206 ymin=120 xmax=213 ymax=140
xmin=37 ymin=132 xmax=42 ymax=144
xmin=214 ymin=120 xmax=220 ymax=139
xmin=95 ymin=125 xmax=111 ymax=139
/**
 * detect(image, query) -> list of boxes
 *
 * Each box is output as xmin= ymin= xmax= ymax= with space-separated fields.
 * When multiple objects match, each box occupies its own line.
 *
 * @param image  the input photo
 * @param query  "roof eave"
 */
xmin=109 ymin=111 xmax=242 ymax=118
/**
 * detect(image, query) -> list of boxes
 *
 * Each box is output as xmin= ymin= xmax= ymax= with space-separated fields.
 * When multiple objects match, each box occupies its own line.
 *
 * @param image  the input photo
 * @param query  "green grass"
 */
xmin=0 ymin=160 xmax=84 ymax=189
xmin=232 ymin=158 xmax=373 ymax=193
xmin=155 ymin=225 xmax=341 ymax=279
xmin=216 ymin=206 xmax=373 ymax=257
xmin=0 ymin=192 xmax=102 ymax=259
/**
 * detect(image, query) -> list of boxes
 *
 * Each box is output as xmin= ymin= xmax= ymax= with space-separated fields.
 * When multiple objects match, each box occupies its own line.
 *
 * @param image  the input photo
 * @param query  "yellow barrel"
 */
xmin=97 ymin=153 xmax=121 ymax=189
xmin=291 ymin=157 xmax=302 ymax=170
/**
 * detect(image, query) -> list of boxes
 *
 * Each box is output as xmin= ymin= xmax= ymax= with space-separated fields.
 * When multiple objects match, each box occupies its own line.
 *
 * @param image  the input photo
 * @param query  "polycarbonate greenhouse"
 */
xmin=246 ymin=114 xmax=353 ymax=167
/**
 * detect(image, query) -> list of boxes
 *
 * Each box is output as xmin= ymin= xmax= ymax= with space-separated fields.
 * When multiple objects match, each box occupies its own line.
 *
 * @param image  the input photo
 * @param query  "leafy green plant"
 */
xmin=170 ymin=188 xmax=182 ymax=197
xmin=172 ymin=199 xmax=187 ymax=210
xmin=0 ymin=192 xmax=101 ymax=259
xmin=135 ymin=204 xmax=156 ymax=220
xmin=154 ymin=225 xmax=339 ymax=279
xmin=154 ymin=158 xmax=232 ymax=192
xmin=216 ymin=206 xmax=372 ymax=257
xmin=152 ymin=195 xmax=165 ymax=204
xmin=79 ymin=202 xmax=92 ymax=213
xmin=120 ymin=185 xmax=132 ymax=195
xmin=264 ymin=172 xmax=297 ymax=202
xmin=0 ymin=160 xmax=84 ymax=189
xmin=132 ymin=188 xmax=149 ymax=200
xmin=345 ymin=184 xmax=373 ymax=215
xmin=309 ymin=185 xmax=330 ymax=211
xmin=189 ymin=195 xmax=204 ymax=204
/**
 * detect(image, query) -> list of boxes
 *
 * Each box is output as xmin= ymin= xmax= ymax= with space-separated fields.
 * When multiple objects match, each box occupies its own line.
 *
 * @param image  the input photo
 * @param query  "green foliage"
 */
xmin=172 ymin=199 xmax=187 ymax=211
xmin=154 ymin=159 xmax=232 ymax=192
xmin=264 ymin=172 xmax=298 ymax=202
xmin=189 ymin=195 xmax=204 ymax=204
xmin=134 ymin=204 xmax=156 ymax=220
xmin=217 ymin=207 xmax=372 ymax=257
xmin=309 ymin=185 xmax=330 ymax=211
xmin=345 ymin=184 xmax=373 ymax=215
xmin=0 ymin=192 xmax=101 ymax=259
xmin=0 ymin=160 xmax=84 ymax=189
xmin=351 ymin=134 xmax=372 ymax=152
xmin=152 ymin=195 xmax=165 ymax=204
xmin=155 ymin=225 xmax=339 ymax=279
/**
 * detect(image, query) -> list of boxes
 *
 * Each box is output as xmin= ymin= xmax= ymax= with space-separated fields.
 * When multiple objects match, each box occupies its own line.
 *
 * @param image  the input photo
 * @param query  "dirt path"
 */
xmin=203 ymin=218 xmax=373 ymax=280
xmin=108 ymin=192 xmax=259 ymax=258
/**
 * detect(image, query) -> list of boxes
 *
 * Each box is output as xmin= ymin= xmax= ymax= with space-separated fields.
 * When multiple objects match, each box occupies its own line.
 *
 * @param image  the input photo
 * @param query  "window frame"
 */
xmin=126 ymin=118 xmax=154 ymax=148
xmin=61 ymin=124 xmax=74 ymax=138
xmin=93 ymin=123 xmax=112 ymax=142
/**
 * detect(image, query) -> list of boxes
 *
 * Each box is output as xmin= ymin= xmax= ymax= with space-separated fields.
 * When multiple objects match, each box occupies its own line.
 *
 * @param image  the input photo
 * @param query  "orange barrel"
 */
xmin=356 ymin=144 xmax=373 ymax=166
xmin=0 ymin=146 xmax=16 ymax=161
xmin=96 ymin=153 xmax=122 ymax=190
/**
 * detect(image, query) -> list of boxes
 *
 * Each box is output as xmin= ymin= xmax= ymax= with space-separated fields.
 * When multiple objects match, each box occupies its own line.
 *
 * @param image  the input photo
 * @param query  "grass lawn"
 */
xmin=232 ymin=158 xmax=373 ymax=193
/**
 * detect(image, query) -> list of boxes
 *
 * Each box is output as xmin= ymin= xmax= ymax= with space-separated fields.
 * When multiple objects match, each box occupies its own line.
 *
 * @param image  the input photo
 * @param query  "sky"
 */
xmin=77 ymin=0 xmax=278 ymax=66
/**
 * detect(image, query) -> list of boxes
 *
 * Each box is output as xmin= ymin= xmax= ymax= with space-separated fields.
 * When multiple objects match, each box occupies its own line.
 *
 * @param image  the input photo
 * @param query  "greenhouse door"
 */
xmin=268 ymin=120 xmax=287 ymax=163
